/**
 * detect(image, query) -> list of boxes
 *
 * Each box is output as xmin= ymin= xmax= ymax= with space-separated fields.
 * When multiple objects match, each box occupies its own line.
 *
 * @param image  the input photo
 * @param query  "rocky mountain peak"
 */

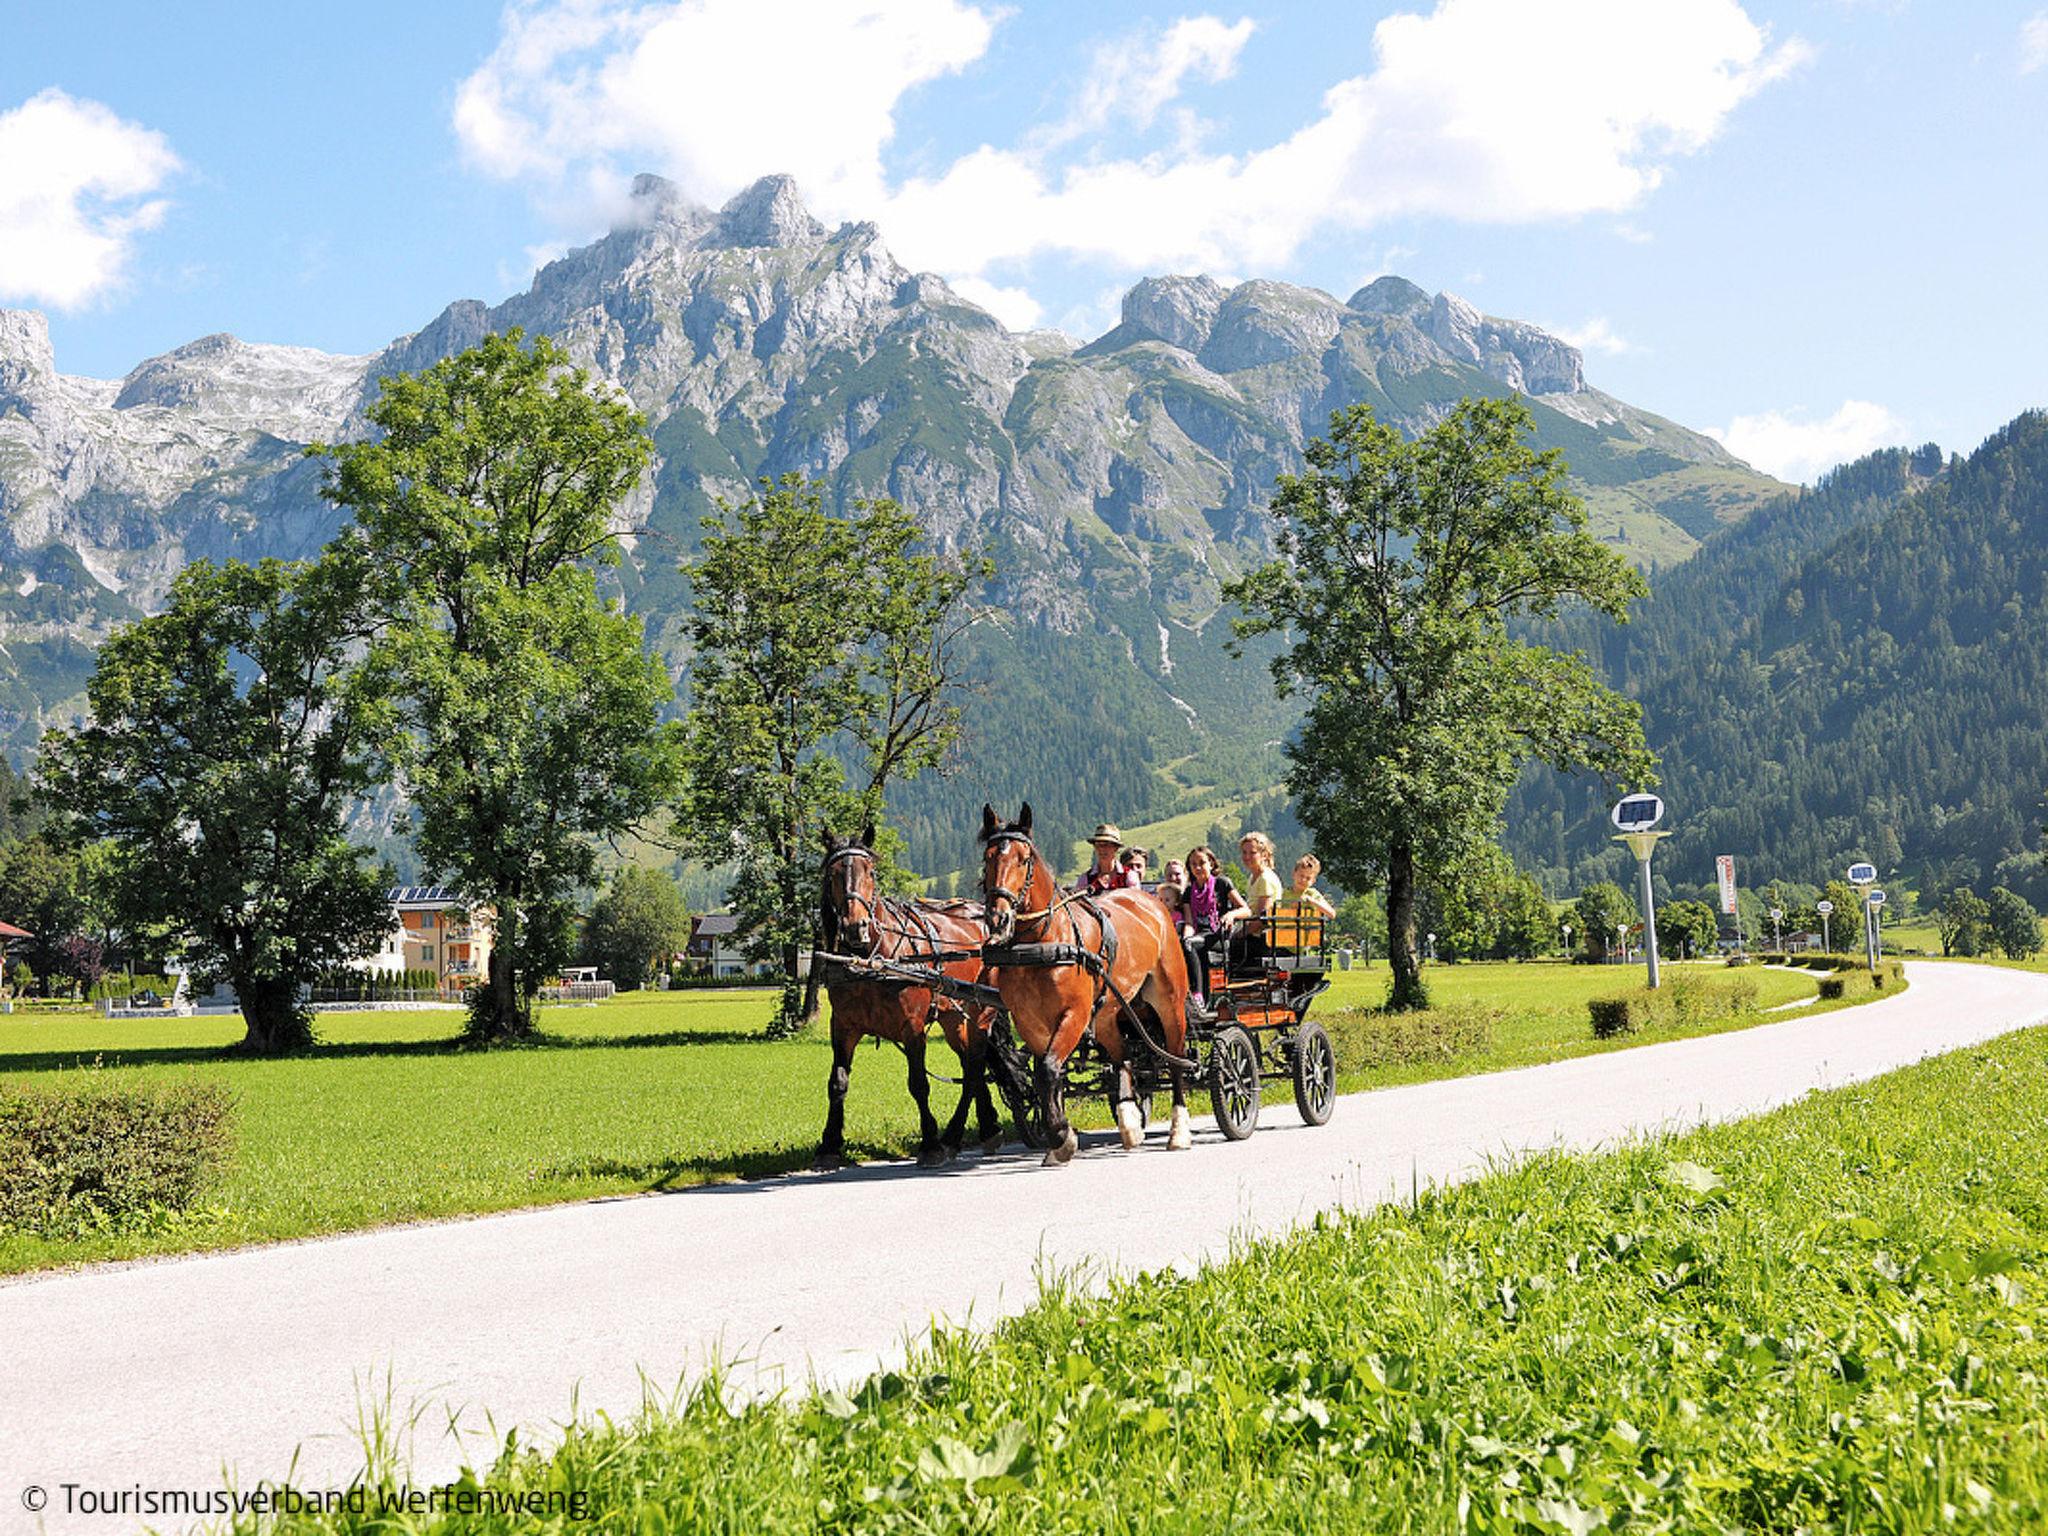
xmin=0 ymin=310 xmax=56 ymax=404
xmin=1120 ymin=275 xmax=1228 ymax=352
xmin=1349 ymin=274 xmax=1430 ymax=317
xmin=709 ymin=174 xmax=827 ymax=249
xmin=1425 ymin=291 xmax=1583 ymax=396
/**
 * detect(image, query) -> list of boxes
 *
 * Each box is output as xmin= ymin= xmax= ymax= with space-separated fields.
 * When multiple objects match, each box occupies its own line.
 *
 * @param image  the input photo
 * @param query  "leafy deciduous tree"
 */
xmin=1228 ymin=397 xmax=1655 ymax=1008
xmin=316 ymin=331 xmax=684 ymax=1042
xmin=1987 ymin=886 xmax=2043 ymax=961
xmin=1934 ymin=887 xmax=1991 ymax=958
xmin=1573 ymin=882 xmax=1637 ymax=963
xmin=581 ymin=866 xmax=692 ymax=987
xmin=675 ymin=474 xmax=986 ymax=1034
xmin=37 ymin=557 xmax=393 ymax=1052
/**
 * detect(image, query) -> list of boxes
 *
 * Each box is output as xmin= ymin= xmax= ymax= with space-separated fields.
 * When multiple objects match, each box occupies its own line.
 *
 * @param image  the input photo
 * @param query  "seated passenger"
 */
xmin=1234 ymin=831 xmax=1283 ymax=969
xmin=1269 ymin=854 xmax=1338 ymax=952
xmin=1175 ymin=846 xmax=1250 ymax=1011
xmin=1074 ymin=824 xmax=1131 ymax=895
xmin=1119 ymin=846 xmax=1149 ymax=889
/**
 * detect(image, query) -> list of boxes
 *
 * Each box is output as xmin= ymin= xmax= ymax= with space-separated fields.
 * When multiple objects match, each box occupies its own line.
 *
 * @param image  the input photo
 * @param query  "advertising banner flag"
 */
xmin=1716 ymin=855 xmax=1738 ymax=915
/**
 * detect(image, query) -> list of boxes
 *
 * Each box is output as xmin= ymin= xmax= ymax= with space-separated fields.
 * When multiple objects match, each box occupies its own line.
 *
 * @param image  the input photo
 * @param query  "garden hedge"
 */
xmin=0 ymin=1075 xmax=234 ymax=1236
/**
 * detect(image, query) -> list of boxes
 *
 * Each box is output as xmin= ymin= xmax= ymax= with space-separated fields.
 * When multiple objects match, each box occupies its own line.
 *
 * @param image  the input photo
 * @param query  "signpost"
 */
xmin=1611 ymin=795 xmax=1669 ymax=989
xmin=1816 ymin=898 xmax=1834 ymax=954
xmin=1770 ymin=906 xmax=1784 ymax=951
xmin=1847 ymin=863 xmax=1880 ymax=975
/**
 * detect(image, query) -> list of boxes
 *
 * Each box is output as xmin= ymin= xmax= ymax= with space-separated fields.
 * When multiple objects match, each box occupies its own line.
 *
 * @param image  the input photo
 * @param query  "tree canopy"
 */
xmin=36 ymin=556 xmax=393 ymax=1052
xmin=1227 ymin=397 xmax=1653 ymax=1008
xmin=674 ymin=474 xmax=986 ymax=1033
xmin=316 ymin=330 xmax=683 ymax=1040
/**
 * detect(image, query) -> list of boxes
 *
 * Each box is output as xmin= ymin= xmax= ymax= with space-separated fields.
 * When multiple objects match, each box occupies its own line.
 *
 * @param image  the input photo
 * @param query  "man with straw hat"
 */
xmin=1074 ymin=823 xmax=1138 ymax=894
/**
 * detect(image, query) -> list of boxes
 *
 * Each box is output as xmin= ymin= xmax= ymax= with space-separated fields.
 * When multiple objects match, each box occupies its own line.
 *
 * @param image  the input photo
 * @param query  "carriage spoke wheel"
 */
xmin=1291 ymin=1021 xmax=1336 ymax=1126
xmin=1207 ymin=1025 xmax=1261 ymax=1141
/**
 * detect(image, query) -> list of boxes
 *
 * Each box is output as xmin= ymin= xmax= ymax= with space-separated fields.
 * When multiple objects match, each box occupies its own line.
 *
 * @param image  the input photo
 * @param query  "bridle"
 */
xmin=979 ymin=828 xmax=1040 ymax=917
xmin=823 ymin=843 xmax=883 ymax=955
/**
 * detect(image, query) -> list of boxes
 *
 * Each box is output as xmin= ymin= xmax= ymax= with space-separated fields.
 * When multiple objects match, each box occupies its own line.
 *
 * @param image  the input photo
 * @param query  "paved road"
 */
xmin=5 ymin=961 xmax=2046 ymax=1533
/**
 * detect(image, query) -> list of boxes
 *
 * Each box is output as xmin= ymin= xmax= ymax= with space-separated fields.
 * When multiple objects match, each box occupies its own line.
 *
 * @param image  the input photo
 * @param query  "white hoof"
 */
xmin=1167 ymin=1105 xmax=1193 ymax=1151
xmin=1041 ymin=1126 xmax=1079 ymax=1168
xmin=1115 ymin=1099 xmax=1144 ymax=1150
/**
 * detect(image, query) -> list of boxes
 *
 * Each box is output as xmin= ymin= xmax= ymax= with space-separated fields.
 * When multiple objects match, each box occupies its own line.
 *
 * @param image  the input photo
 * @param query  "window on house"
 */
xmin=420 ymin=912 xmax=435 ymax=930
xmin=421 ymin=946 xmax=435 ymax=963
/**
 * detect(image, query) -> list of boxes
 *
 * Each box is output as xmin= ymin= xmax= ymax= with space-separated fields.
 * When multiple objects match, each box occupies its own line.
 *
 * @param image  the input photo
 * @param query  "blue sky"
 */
xmin=3 ymin=0 xmax=2045 ymax=481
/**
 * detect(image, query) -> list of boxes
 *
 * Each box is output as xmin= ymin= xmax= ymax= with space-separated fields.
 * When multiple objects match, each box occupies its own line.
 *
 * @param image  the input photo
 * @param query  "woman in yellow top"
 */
xmin=1235 ymin=832 xmax=1283 ymax=968
xmin=1269 ymin=853 xmax=1337 ymax=951
xmin=1238 ymin=832 xmax=1283 ymax=916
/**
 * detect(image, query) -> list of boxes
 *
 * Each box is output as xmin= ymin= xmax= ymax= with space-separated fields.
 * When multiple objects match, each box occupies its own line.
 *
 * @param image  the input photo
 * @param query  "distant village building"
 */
xmin=686 ymin=912 xmax=775 ymax=979
xmin=361 ymin=886 xmax=494 ymax=990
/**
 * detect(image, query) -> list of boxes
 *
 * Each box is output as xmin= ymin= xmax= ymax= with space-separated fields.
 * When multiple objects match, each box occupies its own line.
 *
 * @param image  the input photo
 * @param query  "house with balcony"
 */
xmin=363 ymin=886 xmax=494 ymax=990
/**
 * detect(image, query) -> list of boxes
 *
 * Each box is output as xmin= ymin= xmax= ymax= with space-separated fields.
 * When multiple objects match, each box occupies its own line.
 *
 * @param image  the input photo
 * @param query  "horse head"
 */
xmin=821 ymin=823 xmax=880 ymax=954
xmin=978 ymin=801 xmax=1042 ymax=946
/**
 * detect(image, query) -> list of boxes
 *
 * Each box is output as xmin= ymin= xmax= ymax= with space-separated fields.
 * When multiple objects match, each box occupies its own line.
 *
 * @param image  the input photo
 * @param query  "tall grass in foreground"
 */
xmin=261 ymin=1028 xmax=2048 ymax=1534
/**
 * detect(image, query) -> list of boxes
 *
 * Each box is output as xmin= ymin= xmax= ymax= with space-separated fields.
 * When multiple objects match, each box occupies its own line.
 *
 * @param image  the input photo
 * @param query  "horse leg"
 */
xmin=939 ymin=1029 xmax=976 ymax=1155
xmin=973 ymin=1038 xmax=1006 ymax=1152
xmin=1034 ymin=1049 xmax=1078 ymax=1167
xmin=815 ymin=1030 xmax=856 ymax=1171
xmin=1114 ymin=1061 xmax=1144 ymax=1150
xmin=1138 ymin=951 xmax=1195 ymax=1153
xmin=907 ymin=1036 xmax=949 ymax=1168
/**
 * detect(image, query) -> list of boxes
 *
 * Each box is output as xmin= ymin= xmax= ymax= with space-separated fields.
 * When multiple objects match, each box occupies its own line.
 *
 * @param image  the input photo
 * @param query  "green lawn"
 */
xmin=259 ymin=1015 xmax=2048 ymax=1534
xmin=0 ymin=961 xmax=1839 ymax=1275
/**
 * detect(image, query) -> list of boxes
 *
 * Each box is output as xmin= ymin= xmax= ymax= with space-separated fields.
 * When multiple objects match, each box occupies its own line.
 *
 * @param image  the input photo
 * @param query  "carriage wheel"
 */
xmin=1291 ymin=1021 xmax=1336 ymax=1126
xmin=1207 ymin=1025 xmax=1261 ymax=1141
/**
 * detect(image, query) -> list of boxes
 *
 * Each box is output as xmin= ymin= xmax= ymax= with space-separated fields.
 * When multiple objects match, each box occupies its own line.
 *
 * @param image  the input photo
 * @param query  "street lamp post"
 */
xmin=1846 ymin=862 xmax=1879 ymax=976
xmin=1816 ymin=898 xmax=1833 ymax=955
xmin=1771 ymin=907 xmax=1783 ymax=951
xmin=1610 ymin=794 xmax=1669 ymax=990
xmin=1561 ymin=921 xmax=1573 ymax=960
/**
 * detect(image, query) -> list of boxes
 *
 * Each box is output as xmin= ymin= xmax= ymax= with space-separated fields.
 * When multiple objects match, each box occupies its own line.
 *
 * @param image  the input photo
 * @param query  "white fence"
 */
xmin=539 ymin=979 xmax=617 ymax=1004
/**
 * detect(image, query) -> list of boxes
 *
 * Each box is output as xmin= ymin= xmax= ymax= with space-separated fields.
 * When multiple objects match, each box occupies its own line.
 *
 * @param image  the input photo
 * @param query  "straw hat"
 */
xmin=1088 ymin=823 xmax=1125 ymax=847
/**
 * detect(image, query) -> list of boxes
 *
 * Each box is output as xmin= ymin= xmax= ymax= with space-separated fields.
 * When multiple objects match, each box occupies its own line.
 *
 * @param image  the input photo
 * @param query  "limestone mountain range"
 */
xmin=0 ymin=173 xmax=1788 ymax=864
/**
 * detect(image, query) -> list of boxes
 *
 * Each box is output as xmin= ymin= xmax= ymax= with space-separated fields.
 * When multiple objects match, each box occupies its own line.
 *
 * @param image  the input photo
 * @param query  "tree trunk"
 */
xmin=799 ymin=947 xmax=824 ymax=1024
xmin=231 ymin=971 xmax=313 ymax=1056
xmin=766 ymin=939 xmax=808 ymax=1039
xmin=468 ymin=930 xmax=535 ymax=1043
xmin=1386 ymin=839 xmax=1428 ymax=1011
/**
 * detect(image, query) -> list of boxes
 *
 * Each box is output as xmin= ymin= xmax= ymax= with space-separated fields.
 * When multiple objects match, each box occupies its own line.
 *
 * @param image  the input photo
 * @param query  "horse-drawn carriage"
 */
xmin=811 ymin=804 xmax=1337 ymax=1169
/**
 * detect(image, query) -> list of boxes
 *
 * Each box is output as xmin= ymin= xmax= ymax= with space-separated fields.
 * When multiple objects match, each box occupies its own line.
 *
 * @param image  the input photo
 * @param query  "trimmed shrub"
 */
xmin=1818 ymin=977 xmax=1847 ymax=1000
xmin=1589 ymin=974 xmax=1761 ymax=1039
xmin=1323 ymin=1002 xmax=1499 ymax=1073
xmin=1589 ymin=997 xmax=1652 ymax=1038
xmin=1724 ymin=955 xmax=1751 ymax=968
xmin=0 ymin=1075 xmax=235 ymax=1236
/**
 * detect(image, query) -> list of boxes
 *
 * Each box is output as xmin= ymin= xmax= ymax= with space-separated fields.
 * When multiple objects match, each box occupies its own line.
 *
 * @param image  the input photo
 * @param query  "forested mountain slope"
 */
xmin=1511 ymin=415 xmax=2048 ymax=900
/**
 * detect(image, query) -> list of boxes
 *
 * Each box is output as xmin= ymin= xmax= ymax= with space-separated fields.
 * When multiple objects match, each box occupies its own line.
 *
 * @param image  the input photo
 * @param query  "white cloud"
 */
xmin=2020 ymin=12 xmax=2048 ymax=74
xmin=454 ymin=0 xmax=998 ymax=214
xmin=877 ymin=0 xmax=1808 ymax=284
xmin=0 ymin=89 xmax=181 ymax=310
xmin=458 ymin=0 xmax=1806 ymax=314
xmin=1549 ymin=317 xmax=1635 ymax=356
xmin=948 ymin=275 xmax=1042 ymax=330
xmin=1057 ymin=15 xmax=1255 ymax=142
xmin=1708 ymin=399 xmax=1906 ymax=484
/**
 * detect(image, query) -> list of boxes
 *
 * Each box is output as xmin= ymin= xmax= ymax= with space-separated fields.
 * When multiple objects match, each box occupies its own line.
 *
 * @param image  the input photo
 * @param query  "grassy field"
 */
xmin=260 ymin=1016 xmax=2048 ymax=1534
xmin=0 ymin=961 xmax=1836 ymax=1275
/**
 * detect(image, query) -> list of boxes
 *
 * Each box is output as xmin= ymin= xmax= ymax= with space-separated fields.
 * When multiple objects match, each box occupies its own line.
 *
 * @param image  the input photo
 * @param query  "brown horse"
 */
xmin=814 ymin=829 xmax=1006 ymax=1170
xmin=978 ymin=802 xmax=1195 ymax=1166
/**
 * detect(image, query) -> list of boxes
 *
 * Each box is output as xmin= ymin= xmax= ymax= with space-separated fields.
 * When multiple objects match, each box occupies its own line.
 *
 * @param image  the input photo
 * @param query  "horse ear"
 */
xmin=861 ymin=820 xmax=876 ymax=848
xmin=1019 ymin=801 xmax=1034 ymax=836
xmin=980 ymin=803 xmax=998 ymax=841
xmin=822 ymin=829 xmax=838 ymax=853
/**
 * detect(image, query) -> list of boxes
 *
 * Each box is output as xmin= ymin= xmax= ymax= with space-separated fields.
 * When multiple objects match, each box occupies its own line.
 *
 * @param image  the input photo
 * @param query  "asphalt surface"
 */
xmin=5 ymin=960 xmax=2046 ymax=1533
